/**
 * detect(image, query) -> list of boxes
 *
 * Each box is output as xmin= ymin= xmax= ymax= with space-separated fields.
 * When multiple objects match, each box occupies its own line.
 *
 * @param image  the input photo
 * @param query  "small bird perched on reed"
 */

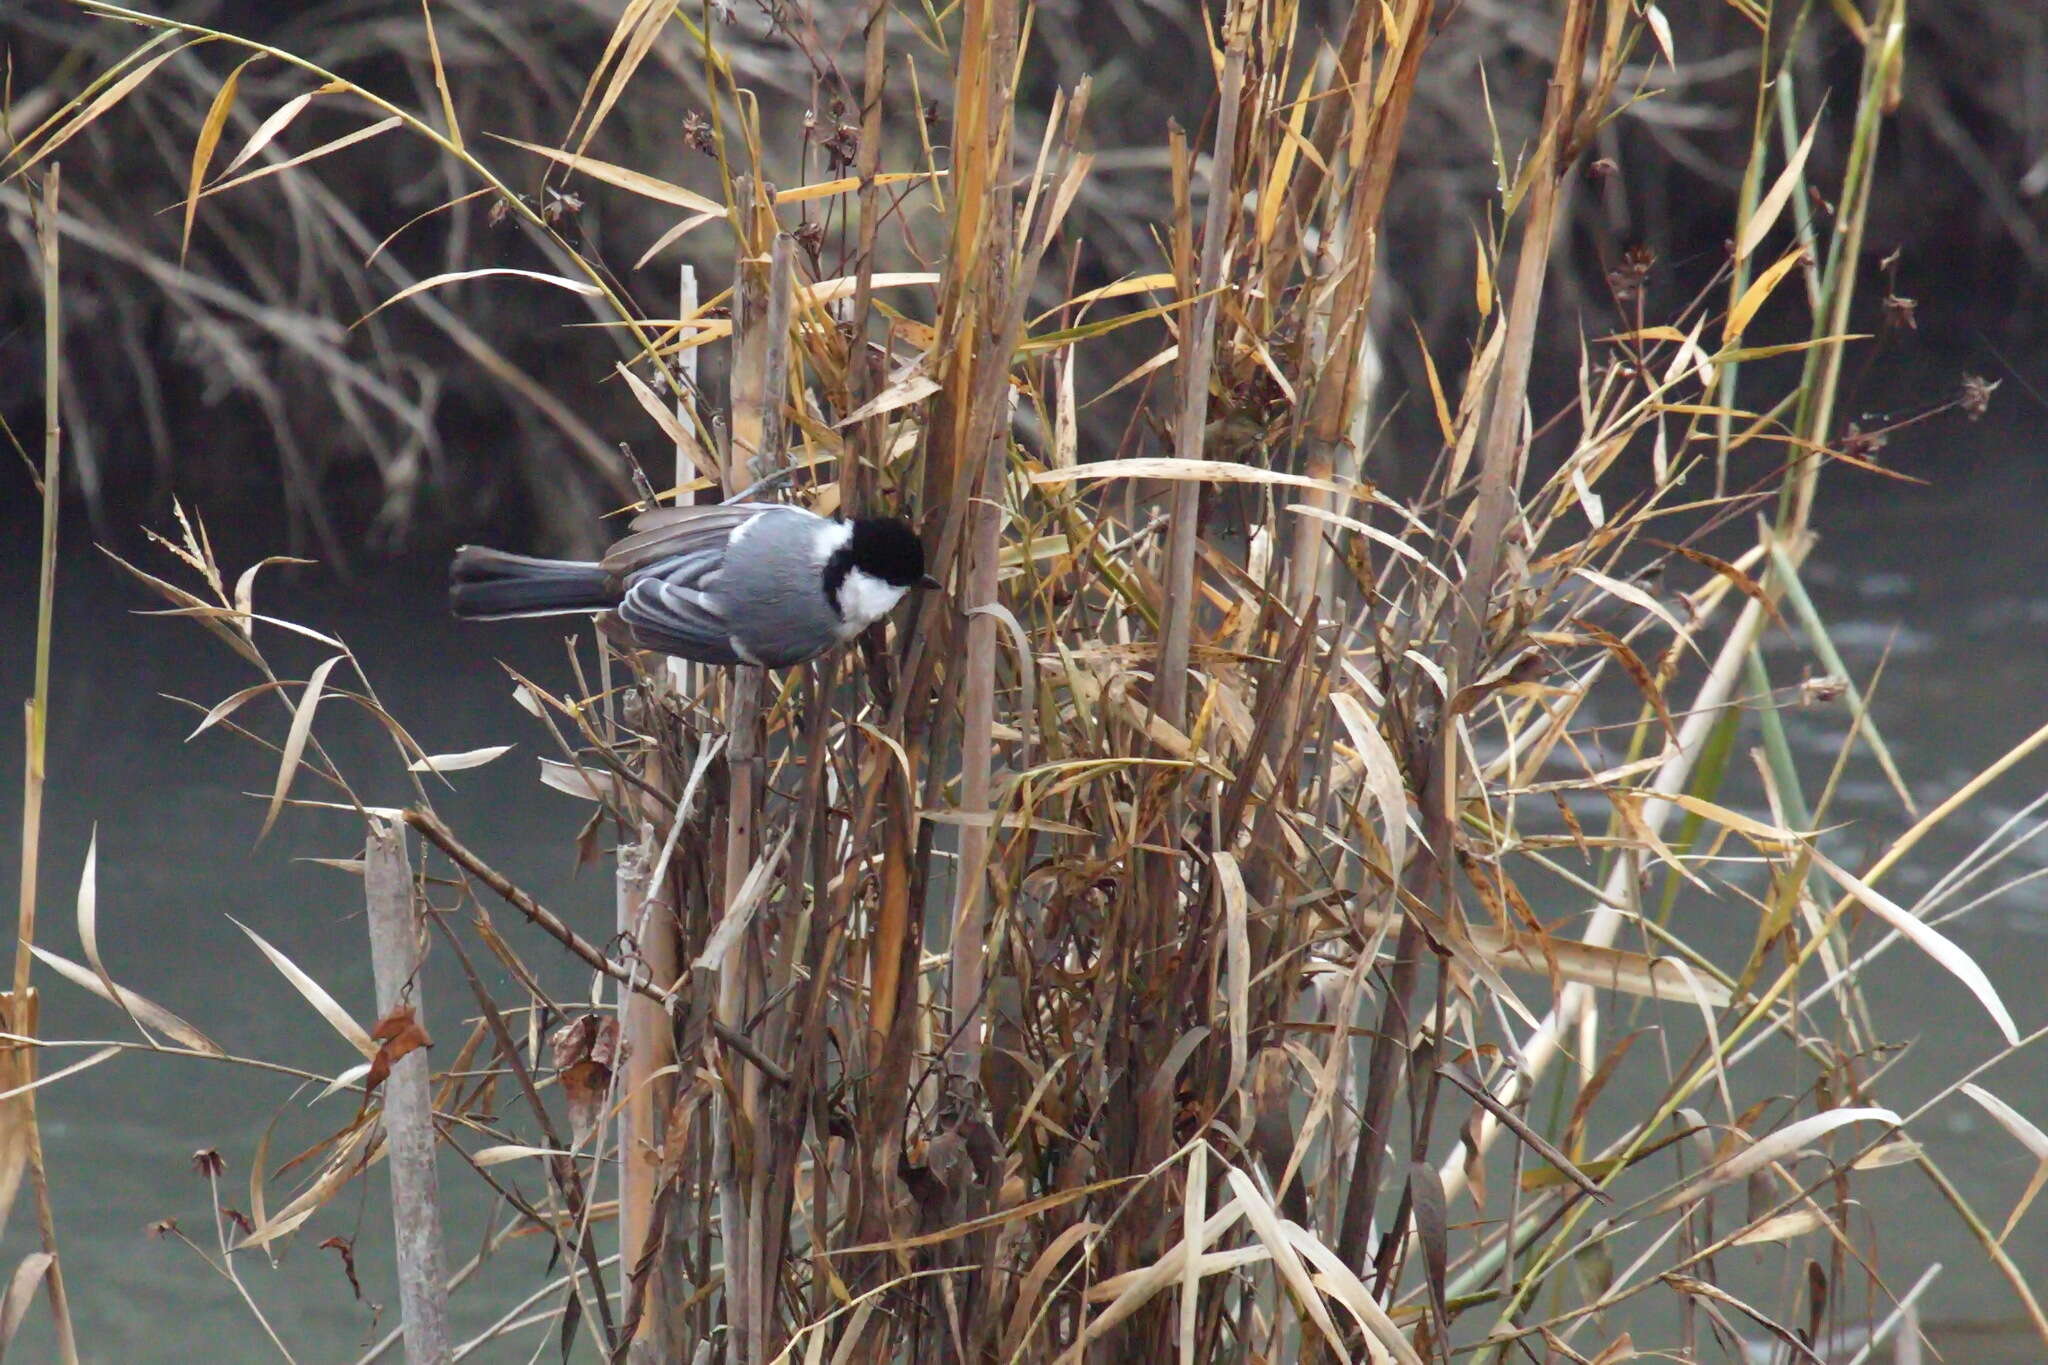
xmin=450 ymin=502 xmax=935 ymax=668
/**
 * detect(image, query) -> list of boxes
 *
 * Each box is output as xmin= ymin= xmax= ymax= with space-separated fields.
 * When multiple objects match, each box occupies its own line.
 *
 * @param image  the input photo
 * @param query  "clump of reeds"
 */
xmin=7 ymin=1 xmax=2046 ymax=1362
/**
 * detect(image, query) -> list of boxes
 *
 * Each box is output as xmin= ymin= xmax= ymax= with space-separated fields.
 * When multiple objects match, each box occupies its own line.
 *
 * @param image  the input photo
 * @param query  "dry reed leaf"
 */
xmin=1030 ymin=457 xmax=1368 ymax=499
xmin=28 ymin=947 xmax=222 ymax=1056
xmin=1329 ymin=692 xmax=1413 ymax=883
xmin=357 ymin=267 xmax=603 ymax=328
xmin=0 ymin=1251 xmax=51 ymax=1363
xmin=198 ymin=116 xmax=403 ymax=202
xmin=1179 ymin=1143 xmax=1206 ymax=1363
xmin=998 ymin=1220 xmax=1098 ymax=1362
xmin=241 ymin=1122 xmax=375 ymax=1248
xmin=1809 ymin=848 xmax=2020 ymax=1045
xmin=1723 ymin=246 xmax=1807 ymax=344
xmin=1257 ymin=67 xmax=1318 ymax=245
xmin=259 ymin=654 xmax=343 ymax=841
xmin=616 ymin=362 xmax=719 ymax=478
xmin=1659 ymin=1106 xmax=1899 ymax=1212
xmin=180 ymin=55 xmax=259 ymax=263
xmin=836 ymin=371 xmax=939 ymax=427
xmin=71 ymin=829 xmax=136 ymax=1041
xmin=1643 ymin=3 xmax=1677 ymax=68
xmin=1960 ymin=1083 xmax=2048 ymax=1159
xmin=419 ymin=0 xmax=461 ymax=150
xmin=230 ymin=917 xmax=376 ymax=1059
xmin=1286 ymin=503 xmax=1441 ymax=578
xmin=231 ymin=556 xmax=314 ymax=636
xmin=693 ymin=826 xmax=795 ymax=970
xmin=407 ymin=744 xmax=512 ymax=775
xmin=1663 ymin=792 xmax=1799 ymax=847
xmin=1280 ymin=1220 xmax=1421 ymax=1365
xmin=219 ymin=84 xmax=332 ymax=178
xmin=1661 ymin=1274 xmax=1819 ymax=1362
xmin=1352 ymin=910 xmax=1729 ymax=1006
xmin=574 ymin=0 xmax=674 ymax=156
xmin=1412 ymin=320 xmax=1456 ymax=447
xmin=1731 ymin=1207 xmax=1826 ymax=1245
xmin=12 ymin=39 xmax=194 ymax=174
xmin=1035 ymin=271 xmax=1177 ymax=326
xmin=0 ymin=1047 xmax=120 ymax=1106
xmin=1569 ymin=565 xmax=1691 ymax=642
xmin=1069 ymin=1198 xmax=1246 ymax=1354
xmin=1225 ymin=1168 xmax=1350 ymax=1361
xmin=1737 ymin=109 xmax=1822 ymax=261
xmin=1214 ymin=853 xmax=1251 ymax=1097
xmin=471 ymin=1144 xmax=575 ymax=1167
xmin=1091 ymin=343 xmax=1180 ymax=405
xmin=184 ymin=681 xmax=287 ymax=742
xmin=772 ymin=171 xmax=939 ymax=205
xmin=492 ymin=135 xmax=722 ymax=213
xmin=1850 ymin=1139 xmax=1921 ymax=1170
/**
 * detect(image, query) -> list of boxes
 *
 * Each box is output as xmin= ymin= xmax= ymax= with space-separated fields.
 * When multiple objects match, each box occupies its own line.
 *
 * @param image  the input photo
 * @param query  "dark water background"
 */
xmin=1 ymin=404 xmax=2046 ymax=1360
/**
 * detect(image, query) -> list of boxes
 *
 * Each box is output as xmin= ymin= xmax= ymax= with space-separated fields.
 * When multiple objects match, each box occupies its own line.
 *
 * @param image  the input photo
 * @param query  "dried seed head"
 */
xmin=1959 ymin=373 xmax=1999 ymax=421
xmin=147 ymin=1218 xmax=180 ymax=1240
xmin=191 ymin=1148 xmax=227 ymax=1178
xmin=1840 ymin=423 xmax=1888 ymax=461
xmin=682 ymin=110 xmax=713 ymax=155
xmin=1800 ymin=674 xmax=1848 ymax=706
xmin=1588 ymin=157 xmax=1619 ymax=182
xmin=1881 ymin=293 xmax=1917 ymax=332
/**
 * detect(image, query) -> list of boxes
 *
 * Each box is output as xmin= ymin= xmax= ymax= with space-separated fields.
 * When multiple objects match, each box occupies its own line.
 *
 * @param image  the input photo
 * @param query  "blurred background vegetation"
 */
xmin=3 ymin=0 xmax=2041 ymax=560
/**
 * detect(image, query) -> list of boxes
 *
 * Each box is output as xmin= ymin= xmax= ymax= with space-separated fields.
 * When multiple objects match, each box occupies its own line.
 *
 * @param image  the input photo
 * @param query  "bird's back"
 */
xmin=608 ymin=504 xmax=844 ymax=667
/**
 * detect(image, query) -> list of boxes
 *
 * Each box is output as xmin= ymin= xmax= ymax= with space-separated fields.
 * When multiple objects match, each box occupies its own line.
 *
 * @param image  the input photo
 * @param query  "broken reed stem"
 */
xmin=1153 ymin=0 xmax=1252 ymax=733
xmin=943 ymin=0 xmax=1031 ymax=1083
xmin=363 ymin=818 xmax=452 ymax=1365
xmin=615 ymin=823 xmax=673 ymax=1359
xmin=8 ymin=163 xmax=81 ymax=1365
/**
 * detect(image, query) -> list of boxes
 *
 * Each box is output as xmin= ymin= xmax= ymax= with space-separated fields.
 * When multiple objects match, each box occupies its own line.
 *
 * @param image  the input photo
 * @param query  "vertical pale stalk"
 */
xmin=946 ymin=424 xmax=1004 ymax=1078
xmin=942 ymin=0 xmax=1028 ymax=1084
xmin=615 ymin=824 xmax=672 ymax=1360
xmin=364 ymin=818 xmax=452 ymax=1365
xmin=1153 ymin=0 xmax=1253 ymax=733
xmin=7 ymin=164 xmax=80 ymax=1365
xmin=717 ymin=216 xmax=792 ymax=1364
xmin=1288 ymin=0 xmax=1434 ymax=623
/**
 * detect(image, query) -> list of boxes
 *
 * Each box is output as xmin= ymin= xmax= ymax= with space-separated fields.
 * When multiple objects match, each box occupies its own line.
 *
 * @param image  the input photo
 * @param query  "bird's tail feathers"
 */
xmin=449 ymin=546 xmax=617 ymax=620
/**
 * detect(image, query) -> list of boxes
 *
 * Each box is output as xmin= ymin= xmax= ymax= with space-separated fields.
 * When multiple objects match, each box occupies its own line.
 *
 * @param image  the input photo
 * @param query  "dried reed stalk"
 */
xmin=4 ymin=162 xmax=80 ymax=1365
xmin=363 ymin=818 xmax=451 ymax=1365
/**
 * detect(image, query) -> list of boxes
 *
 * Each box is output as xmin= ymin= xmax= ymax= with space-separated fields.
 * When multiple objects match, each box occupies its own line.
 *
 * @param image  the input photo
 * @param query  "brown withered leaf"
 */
xmin=1568 ymin=617 xmax=1677 ymax=743
xmin=320 ymin=1235 xmax=363 ymax=1300
xmin=550 ymin=1014 xmax=621 ymax=1147
xmin=1648 ymin=539 xmax=1786 ymax=629
xmin=361 ymin=1004 xmax=432 ymax=1103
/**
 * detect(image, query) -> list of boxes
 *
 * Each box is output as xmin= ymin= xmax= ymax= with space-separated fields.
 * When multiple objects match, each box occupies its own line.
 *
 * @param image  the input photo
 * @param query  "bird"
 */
xmin=449 ymin=502 xmax=935 ymax=668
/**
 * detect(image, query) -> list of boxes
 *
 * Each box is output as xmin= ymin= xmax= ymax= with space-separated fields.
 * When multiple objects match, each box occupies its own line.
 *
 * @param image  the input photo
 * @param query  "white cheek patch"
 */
xmin=837 ymin=569 xmax=908 ymax=638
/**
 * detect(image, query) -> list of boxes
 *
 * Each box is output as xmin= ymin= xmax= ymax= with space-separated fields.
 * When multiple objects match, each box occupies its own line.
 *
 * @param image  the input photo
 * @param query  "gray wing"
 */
xmin=602 ymin=503 xmax=808 ymax=665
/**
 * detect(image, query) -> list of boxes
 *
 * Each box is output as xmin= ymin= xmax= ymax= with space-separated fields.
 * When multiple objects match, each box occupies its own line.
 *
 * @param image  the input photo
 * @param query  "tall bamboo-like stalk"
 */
xmin=363 ymin=819 xmax=451 ymax=1365
xmin=7 ymin=163 xmax=80 ymax=1365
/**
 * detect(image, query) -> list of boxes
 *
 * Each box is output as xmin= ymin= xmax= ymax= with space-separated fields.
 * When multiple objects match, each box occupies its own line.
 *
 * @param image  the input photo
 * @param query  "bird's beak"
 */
xmin=919 ymin=573 xmax=943 ymax=591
